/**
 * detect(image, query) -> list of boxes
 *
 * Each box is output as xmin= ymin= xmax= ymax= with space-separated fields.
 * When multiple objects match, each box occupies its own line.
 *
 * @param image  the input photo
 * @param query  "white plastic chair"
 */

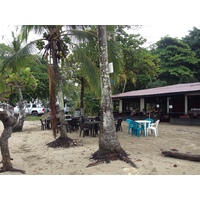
xmin=147 ymin=119 xmax=160 ymax=137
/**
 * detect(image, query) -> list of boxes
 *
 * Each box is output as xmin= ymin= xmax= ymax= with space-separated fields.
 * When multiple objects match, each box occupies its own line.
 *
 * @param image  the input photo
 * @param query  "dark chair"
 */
xmin=115 ymin=117 xmax=123 ymax=132
xmin=45 ymin=117 xmax=51 ymax=129
xmin=40 ymin=119 xmax=47 ymax=130
xmin=95 ymin=116 xmax=101 ymax=121
xmin=73 ymin=118 xmax=79 ymax=131
xmin=79 ymin=117 xmax=90 ymax=137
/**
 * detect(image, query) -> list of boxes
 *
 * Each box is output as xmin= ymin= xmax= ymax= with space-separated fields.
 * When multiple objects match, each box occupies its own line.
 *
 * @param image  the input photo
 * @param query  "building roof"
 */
xmin=112 ymin=82 xmax=200 ymax=99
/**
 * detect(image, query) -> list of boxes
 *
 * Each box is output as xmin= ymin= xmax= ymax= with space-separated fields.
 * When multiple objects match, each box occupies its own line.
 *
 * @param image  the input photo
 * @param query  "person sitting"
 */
xmin=142 ymin=108 xmax=146 ymax=115
xmin=139 ymin=108 xmax=146 ymax=116
xmin=152 ymin=107 xmax=158 ymax=117
xmin=130 ymin=109 xmax=137 ymax=116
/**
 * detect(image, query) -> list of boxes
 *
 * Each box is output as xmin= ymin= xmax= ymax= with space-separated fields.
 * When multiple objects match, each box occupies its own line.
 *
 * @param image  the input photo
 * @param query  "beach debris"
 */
xmin=161 ymin=149 xmax=200 ymax=162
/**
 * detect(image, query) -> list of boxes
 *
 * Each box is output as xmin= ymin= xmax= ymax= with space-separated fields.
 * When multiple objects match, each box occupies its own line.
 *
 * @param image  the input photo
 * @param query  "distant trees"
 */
xmin=151 ymin=36 xmax=199 ymax=85
xmin=114 ymin=26 xmax=160 ymax=92
xmin=182 ymin=26 xmax=200 ymax=81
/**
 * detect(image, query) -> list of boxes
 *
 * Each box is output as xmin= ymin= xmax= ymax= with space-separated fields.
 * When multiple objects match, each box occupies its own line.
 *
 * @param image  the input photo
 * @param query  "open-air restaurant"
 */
xmin=40 ymin=110 xmax=159 ymax=138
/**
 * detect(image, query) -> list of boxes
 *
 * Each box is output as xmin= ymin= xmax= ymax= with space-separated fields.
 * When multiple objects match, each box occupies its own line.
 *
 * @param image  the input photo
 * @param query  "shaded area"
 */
xmin=86 ymin=148 xmax=138 ymax=168
xmin=46 ymin=137 xmax=82 ymax=148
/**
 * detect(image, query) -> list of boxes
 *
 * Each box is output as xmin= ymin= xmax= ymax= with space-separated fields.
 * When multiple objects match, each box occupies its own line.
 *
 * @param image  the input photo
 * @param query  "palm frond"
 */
xmin=2 ymin=42 xmax=38 ymax=72
xmin=75 ymin=46 xmax=101 ymax=97
xmin=20 ymin=25 xmax=46 ymax=42
xmin=66 ymin=29 xmax=97 ymax=44
xmin=0 ymin=81 xmax=6 ymax=94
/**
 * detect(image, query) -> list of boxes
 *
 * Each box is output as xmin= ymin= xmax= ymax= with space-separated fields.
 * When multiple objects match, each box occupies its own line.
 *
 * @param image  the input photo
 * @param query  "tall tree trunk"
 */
xmin=87 ymin=26 xmax=137 ymax=168
xmin=80 ymin=77 xmax=85 ymax=116
xmin=51 ymin=46 xmax=68 ymax=138
xmin=97 ymin=25 xmax=121 ymax=152
xmin=0 ymin=109 xmax=25 ymax=173
xmin=13 ymin=88 xmax=25 ymax=132
xmin=0 ymin=112 xmax=13 ymax=171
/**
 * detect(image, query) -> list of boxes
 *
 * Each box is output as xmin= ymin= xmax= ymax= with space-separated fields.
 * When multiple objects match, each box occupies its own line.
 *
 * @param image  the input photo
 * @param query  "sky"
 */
xmin=1 ymin=0 xmax=200 ymax=48
xmin=0 ymin=24 xmax=199 ymax=48
xmin=128 ymin=24 xmax=199 ymax=47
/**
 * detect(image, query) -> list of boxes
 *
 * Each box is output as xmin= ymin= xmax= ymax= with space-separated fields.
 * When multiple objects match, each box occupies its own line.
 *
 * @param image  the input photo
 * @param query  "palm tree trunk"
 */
xmin=51 ymin=47 xmax=68 ymax=138
xmin=97 ymin=25 xmax=121 ymax=152
xmin=87 ymin=26 xmax=137 ymax=168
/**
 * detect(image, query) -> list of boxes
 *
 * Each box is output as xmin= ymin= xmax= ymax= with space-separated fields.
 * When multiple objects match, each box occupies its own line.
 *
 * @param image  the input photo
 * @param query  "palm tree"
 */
xmin=65 ymin=26 xmax=123 ymax=116
xmin=20 ymin=25 xmax=97 ymax=145
xmin=1 ymin=31 xmax=39 ymax=132
xmin=0 ymin=32 xmax=38 ymax=173
xmin=87 ymin=25 xmax=137 ymax=168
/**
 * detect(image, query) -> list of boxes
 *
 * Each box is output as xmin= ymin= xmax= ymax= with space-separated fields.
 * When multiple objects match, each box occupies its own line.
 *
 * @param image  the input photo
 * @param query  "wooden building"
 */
xmin=112 ymin=82 xmax=200 ymax=126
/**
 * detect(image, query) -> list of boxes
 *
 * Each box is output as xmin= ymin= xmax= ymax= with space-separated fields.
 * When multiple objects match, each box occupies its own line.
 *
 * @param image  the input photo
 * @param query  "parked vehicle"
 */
xmin=14 ymin=103 xmax=45 ymax=116
xmin=64 ymin=104 xmax=73 ymax=114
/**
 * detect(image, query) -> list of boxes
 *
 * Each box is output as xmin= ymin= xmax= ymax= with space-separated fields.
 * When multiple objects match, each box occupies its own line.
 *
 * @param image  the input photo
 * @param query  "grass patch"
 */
xmin=25 ymin=115 xmax=44 ymax=121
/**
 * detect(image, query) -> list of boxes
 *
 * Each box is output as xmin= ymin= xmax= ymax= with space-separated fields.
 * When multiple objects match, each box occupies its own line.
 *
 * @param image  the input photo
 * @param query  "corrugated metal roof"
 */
xmin=112 ymin=82 xmax=200 ymax=98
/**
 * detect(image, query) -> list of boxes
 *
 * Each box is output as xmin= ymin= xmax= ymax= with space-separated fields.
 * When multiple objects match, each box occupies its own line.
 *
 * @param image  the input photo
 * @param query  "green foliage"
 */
xmin=22 ymin=58 xmax=49 ymax=102
xmin=114 ymin=27 xmax=160 ymax=92
xmin=0 ymin=66 xmax=38 ymax=103
xmin=0 ymin=43 xmax=13 ymax=59
xmin=146 ymin=79 xmax=167 ymax=88
xmin=182 ymin=27 xmax=200 ymax=81
xmin=72 ymin=41 xmax=101 ymax=97
xmin=152 ymin=36 xmax=199 ymax=85
xmin=83 ymin=89 xmax=100 ymax=116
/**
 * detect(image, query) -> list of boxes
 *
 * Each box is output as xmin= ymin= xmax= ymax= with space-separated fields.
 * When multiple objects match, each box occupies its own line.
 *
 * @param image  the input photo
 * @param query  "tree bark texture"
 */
xmin=162 ymin=149 xmax=200 ymax=162
xmin=12 ymin=93 xmax=25 ymax=133
xmin=97 ymin=25 xmax=121 ymax=153
xmin=80 ymin=77 xmax=85 ymax=116
xmin=13 ymin=116 xmax=24 ymax=132
xmin=0 ymin=110 xmax=16 ymax=170
xmin=51 ymin=45 xmax=68 ymax=138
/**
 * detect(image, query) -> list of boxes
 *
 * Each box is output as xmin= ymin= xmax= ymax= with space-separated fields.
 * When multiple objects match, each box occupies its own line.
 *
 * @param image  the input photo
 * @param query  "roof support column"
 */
xmin=185 ymin=95 xmax=188 ymax=114
xmin=119 ymin=100 xmax=122 ymax=113
xmin=140 ymin=98 xmax=145 ymax=111
xmin=167 ymin=97 xmax=170 ymax=113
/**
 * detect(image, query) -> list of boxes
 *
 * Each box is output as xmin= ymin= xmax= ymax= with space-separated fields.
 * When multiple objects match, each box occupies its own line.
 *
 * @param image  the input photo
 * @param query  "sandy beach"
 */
xmin=0 ymin=119 xmax=200 ymax=175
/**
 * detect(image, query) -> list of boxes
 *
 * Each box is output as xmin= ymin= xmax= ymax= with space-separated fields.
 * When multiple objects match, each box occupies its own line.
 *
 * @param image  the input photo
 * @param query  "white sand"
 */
xmin=0 ymin=120 xmax=200 ymax=175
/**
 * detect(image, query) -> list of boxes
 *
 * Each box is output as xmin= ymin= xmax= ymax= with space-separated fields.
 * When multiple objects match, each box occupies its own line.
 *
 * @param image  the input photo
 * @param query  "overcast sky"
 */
xmin=0 ymin=24 xmax=199 ymax=48
xmin=1 ymin=0 xmax=200 ymax=47
xmin=132 ymin=25 xmax=200 ymax=47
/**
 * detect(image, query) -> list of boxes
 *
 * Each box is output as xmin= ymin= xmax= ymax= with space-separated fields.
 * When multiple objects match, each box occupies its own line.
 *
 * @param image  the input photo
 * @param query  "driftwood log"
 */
xmin=161 ymin=149 xmax=200 ymax=162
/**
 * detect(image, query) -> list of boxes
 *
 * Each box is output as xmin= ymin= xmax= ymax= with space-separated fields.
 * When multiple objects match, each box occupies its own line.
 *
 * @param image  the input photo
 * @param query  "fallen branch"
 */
xmin=161 ymin=149 xmax=200 ymax=162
